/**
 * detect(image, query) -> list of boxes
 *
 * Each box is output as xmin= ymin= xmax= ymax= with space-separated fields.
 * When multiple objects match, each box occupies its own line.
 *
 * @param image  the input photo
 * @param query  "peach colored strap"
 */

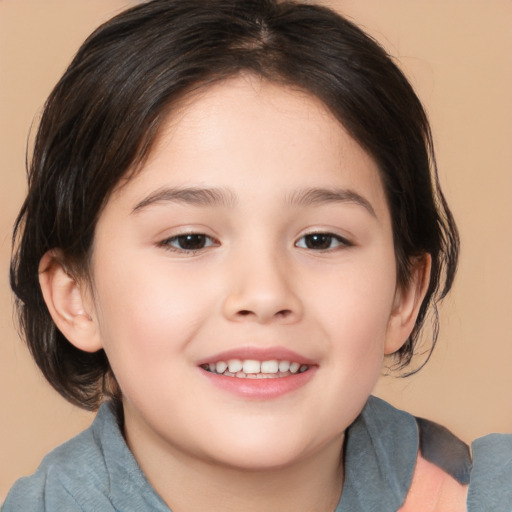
xmin=398 ymin=455 xmax=468 ymax=512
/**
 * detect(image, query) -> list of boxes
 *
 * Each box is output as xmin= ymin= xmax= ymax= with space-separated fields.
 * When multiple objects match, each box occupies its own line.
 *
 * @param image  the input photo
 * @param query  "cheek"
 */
xmin=90 ymin=256 xmax=214 ymax=384
xmin=314 ymin=259 xmax=396 ymax=417
xmin=317 ymin=255 xmax=397 ymax=341
xmin=311 ymin=253 xmax=397 ymax=400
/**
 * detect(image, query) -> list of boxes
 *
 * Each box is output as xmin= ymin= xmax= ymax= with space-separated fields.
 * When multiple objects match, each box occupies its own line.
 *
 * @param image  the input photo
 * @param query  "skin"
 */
xmin=40 ymin=75 xmax=429 ymax=511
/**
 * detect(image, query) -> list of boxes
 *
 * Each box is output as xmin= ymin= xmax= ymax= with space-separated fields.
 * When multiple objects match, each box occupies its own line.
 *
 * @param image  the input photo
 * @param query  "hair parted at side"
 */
xmin=11 ymin=0 xmax=459 ymax=410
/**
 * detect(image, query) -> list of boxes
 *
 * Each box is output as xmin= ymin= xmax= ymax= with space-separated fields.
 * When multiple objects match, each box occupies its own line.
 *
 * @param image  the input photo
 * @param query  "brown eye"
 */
xmin=176 ymin=234 xmax=207 ymax=250
xmin=296 ymin=233 xmax=351 ymax=250
xmin=162 ymin=233 xmax=216 ymax=252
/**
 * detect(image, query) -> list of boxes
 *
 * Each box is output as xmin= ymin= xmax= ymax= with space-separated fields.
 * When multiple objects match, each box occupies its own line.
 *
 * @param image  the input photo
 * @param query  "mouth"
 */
xmin=200 ymin=359 xmax=310 ymax=379
xmin=197 ymin=348 xmax=316 ymax=398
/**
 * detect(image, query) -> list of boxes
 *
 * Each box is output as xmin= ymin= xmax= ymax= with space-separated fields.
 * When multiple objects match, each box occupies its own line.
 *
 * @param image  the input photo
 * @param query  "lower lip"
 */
xmin=200 ymin=367 xmax=317 ymax=399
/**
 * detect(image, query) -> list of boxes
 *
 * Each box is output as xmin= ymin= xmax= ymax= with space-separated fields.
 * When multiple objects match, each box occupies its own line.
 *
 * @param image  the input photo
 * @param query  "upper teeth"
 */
xmin=203 ymin=359 xmax=308 ymax=376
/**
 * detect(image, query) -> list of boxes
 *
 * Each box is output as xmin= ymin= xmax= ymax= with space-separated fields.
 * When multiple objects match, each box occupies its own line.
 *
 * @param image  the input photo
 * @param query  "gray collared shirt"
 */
xmin=3 ymin=396 xmax=510 ymax=511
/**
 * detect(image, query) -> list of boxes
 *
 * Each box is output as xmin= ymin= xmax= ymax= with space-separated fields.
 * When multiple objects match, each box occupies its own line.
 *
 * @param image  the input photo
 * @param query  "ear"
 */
xmin=39 ymin=250 xmax=103 ymax=353
xmin=384 ymin=254 xmax=432 ymax=355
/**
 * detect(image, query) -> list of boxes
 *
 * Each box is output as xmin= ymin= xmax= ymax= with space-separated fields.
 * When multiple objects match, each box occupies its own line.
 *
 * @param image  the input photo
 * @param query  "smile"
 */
xmin=200 ymin=359 xmax=310 ymax=378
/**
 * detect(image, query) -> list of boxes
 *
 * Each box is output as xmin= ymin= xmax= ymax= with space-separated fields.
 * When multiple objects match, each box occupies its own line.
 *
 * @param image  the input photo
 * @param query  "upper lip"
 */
xmin=197 ymin=346 xmax=316 ymax=366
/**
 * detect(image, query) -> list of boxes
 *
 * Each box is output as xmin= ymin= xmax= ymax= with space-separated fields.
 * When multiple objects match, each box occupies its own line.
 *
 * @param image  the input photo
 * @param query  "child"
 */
xmin=3 ymin=1 xmax=509 ymax=510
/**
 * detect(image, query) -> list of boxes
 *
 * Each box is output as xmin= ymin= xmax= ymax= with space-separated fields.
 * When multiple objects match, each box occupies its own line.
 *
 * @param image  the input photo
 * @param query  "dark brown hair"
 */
xmin=11 ymin=0 xmax=459 ymax=410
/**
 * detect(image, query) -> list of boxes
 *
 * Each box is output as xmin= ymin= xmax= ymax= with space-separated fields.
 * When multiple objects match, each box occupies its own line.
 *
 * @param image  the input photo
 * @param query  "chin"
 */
xmin=210 ymin=448 xmax=308 ymax=473
xmin=196 ymin=427 xmax=329 ymax=473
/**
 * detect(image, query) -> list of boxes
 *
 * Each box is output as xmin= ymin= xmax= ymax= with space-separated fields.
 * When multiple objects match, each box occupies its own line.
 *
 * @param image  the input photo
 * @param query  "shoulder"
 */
xmin=2 ymin=405 xmax=116 ymax=512
xmin=415 ymin=416 xmax=472 ymax=485
xmin=398 ymin=416 xmax=471 ymax=512
xmin=2 ymin=403 xmax=169 ymax=512
xmin=340 ymin=397 xmax=419 ymax=511
xmin=467 ymin=433 xmax=512 ymax=511
xmin=359 ymin=397 xmax=471 ymax=512
xmin=362 ymin=397 xmax=472 ymax=484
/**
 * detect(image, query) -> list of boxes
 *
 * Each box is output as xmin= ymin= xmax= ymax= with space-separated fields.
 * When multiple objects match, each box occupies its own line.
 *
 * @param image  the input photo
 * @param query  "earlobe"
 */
xmin=384 ymin=255 xmax=432 ymax=355
xmin=39 ymin=251 xmax=102 ymax=353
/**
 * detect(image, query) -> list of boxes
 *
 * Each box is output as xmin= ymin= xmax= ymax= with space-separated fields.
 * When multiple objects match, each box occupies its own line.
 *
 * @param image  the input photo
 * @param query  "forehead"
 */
xmin=109 ymin=75 xmax=389 ymax=220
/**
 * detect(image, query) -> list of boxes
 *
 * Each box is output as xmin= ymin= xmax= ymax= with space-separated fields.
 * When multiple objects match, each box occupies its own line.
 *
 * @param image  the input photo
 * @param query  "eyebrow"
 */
xmin=131 ymin=186 xmax=237 ymax=213
xmin=131 ymin=185 xmax=376 ymax=217
xmin=287 ymin=187 xmax=376 ymax=217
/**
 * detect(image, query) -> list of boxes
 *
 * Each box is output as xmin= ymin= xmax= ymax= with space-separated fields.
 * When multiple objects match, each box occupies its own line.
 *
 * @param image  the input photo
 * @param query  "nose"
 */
xmin=222 ymin=249 xmax=303 ymax=325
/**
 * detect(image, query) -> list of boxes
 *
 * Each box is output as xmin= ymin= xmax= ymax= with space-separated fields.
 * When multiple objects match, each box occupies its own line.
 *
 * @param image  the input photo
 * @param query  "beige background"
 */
xmin=1 ymin=0 xmax=511 ymax=500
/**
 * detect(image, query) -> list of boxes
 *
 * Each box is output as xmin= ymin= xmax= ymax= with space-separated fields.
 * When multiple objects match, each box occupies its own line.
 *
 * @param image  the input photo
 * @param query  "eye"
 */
xmin=295 ymin=232 xmax=352 ymax=251
xmin=160 ymin=233 xmax=218 ymax=252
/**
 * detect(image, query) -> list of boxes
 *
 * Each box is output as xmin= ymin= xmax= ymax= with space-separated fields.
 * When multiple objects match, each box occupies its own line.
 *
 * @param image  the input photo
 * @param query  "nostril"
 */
xmin=236 ymin=309 xmax=292 ymax=318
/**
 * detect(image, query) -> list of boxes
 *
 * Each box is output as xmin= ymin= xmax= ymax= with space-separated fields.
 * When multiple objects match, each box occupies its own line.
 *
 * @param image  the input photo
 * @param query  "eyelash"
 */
xmin=158 ymin=231 xmax=352 ymax=254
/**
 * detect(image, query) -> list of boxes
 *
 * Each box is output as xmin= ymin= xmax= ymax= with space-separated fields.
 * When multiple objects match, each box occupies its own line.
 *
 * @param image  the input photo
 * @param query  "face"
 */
xmin=84 ymin=76 xmax=415 ymax=472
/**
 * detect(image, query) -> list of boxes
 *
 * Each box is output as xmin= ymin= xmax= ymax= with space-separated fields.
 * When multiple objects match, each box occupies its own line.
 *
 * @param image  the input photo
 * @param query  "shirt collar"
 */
xmin=335 ymin=396 xmax=418 ymax=512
